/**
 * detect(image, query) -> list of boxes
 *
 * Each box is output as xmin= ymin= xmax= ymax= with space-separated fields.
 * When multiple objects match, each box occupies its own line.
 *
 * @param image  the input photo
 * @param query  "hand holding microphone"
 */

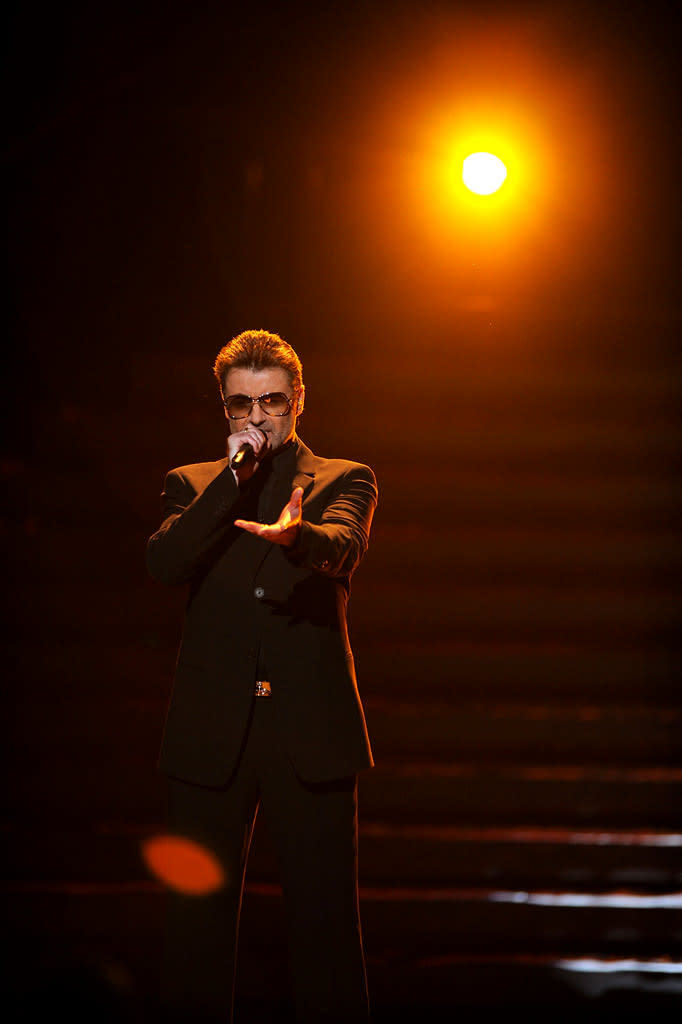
xmin=228 ymin=426 xmax=267 ymax=479
xmin=231 ymin=441 xmax=254 ymax=469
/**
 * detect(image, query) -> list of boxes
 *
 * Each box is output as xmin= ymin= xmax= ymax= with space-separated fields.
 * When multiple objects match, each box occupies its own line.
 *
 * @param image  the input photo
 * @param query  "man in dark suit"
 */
xmin=147 ymin=329 xmax=377 ymax=1023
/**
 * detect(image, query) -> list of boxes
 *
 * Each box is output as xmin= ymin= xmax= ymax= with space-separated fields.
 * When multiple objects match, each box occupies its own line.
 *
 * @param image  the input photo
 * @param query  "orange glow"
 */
xmin=324 ymin=10 xmax=622 ymax=319
xmin=141 ymin=835 xmax=225 ymax=894
xmin=462 ymin=152 xmax=507 ymax=195
xmin=413 ymin=103 xmax=550 ymax=246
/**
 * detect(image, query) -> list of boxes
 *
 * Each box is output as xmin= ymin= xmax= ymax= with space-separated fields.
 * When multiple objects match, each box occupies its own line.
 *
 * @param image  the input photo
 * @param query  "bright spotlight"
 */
xmin=462 ymin=152 xmax=508 ymax=195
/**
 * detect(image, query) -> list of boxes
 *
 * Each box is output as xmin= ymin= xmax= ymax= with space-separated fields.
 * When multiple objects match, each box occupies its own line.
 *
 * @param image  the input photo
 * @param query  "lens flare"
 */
xmin=141 ymin=835 xmax=225 ymax=894
xmin=462 ymin=152 xmax=508 ymax=195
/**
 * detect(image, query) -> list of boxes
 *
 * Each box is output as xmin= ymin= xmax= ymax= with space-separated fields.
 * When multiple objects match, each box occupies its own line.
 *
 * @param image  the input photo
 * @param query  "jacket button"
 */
xmin=254 ymin=586 xmax=265 ymax=599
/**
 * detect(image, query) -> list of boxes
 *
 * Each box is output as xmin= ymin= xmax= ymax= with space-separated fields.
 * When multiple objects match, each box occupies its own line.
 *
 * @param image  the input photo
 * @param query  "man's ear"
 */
xmin=296 ymin=384 xmax=305 ymax=417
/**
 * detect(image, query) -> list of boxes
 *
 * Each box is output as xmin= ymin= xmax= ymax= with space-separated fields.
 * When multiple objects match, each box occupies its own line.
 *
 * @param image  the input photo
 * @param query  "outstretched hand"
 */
xmin=234 ymin=486 xmax=304 ymax=547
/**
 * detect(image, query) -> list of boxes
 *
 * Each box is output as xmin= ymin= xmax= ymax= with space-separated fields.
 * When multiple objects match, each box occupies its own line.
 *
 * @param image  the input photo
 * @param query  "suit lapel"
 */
xmin=264 ymin=438 xmax=316 ymax=518
xmin=254 ymin=438 xmax=316 ymax=576
xmin=290 ymin=439 xmax=317 ymax=505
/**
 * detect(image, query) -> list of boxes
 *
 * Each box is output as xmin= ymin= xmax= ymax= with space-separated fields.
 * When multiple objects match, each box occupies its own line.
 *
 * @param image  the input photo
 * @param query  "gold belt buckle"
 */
xmin=254 ymin=680 xmax=272 ymax=698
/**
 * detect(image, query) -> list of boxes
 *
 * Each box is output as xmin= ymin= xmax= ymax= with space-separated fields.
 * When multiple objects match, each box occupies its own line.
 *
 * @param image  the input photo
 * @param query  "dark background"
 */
xmin=2 ymin=0 xmax=681 ymax=1020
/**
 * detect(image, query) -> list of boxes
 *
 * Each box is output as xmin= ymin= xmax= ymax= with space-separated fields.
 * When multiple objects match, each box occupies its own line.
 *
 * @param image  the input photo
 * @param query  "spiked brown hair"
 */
xmin=213 ymin=329 xmax=303 ymax=397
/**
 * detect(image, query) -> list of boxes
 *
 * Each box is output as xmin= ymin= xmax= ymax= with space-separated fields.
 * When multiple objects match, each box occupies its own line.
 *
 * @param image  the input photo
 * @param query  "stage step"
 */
xmin=3 ymin=879 xmax=681 ymax=1019
xmin=4 ymin=818 xmax=681 ymax=892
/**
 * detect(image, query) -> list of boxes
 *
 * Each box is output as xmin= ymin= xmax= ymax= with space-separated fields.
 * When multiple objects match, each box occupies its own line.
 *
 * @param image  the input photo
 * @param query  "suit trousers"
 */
xmin=159 ymin=696 xmax=370 ymax=1023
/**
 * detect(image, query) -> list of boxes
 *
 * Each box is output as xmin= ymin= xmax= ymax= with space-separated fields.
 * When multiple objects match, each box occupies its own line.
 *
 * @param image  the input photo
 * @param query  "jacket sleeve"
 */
xmin=146 ymin=463 xmax=243 ymax=584
xmin=286 ymin=465 xmax=378 ymax=578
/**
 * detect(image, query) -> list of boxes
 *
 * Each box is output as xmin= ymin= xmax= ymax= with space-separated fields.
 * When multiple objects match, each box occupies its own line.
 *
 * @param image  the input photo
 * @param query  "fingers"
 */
xmin=233 ymin=518 xmax=260 ymax=534
xmin=280 ymin=487 xmax=303 ymax=528
xmin=233 ymin=516 xmax=286 ymax=536
xmin=227 ymin=426 xmax=268 ymax=463
xmin=234 ymin=487 xmax=304 ymax=544
xmin=242 ymin=426 xmax=268 ymax=454
xmin=233 ymin=519 xmax=291 ymax=545
xmin=233 ymin=518 xmax=289 ymax=537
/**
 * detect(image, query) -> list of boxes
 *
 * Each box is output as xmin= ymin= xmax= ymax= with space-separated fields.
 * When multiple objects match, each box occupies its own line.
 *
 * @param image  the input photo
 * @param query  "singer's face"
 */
xmin=223 ymin=366 xmax=301 ymax=455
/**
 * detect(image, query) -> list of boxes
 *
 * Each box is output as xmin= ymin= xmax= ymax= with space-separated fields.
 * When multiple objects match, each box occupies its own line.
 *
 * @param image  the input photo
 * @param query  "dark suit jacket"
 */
xmin=147 ymin=437 xmax=378 ymax=785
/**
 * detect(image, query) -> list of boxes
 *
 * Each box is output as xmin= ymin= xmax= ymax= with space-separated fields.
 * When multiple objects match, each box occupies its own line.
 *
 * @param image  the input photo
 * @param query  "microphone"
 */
xmin=231 ymin=443 xmax=254 ymax=469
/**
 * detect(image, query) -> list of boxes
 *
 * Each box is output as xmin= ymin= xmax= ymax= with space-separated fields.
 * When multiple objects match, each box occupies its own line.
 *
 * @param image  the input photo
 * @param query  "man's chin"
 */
xmin=266 ymin=435 xmax=295 ymax=457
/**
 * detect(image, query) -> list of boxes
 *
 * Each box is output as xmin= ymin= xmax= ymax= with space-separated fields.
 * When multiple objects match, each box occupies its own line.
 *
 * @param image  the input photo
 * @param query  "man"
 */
xmin=146 ymin=329 xmax=377 ymax=1022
